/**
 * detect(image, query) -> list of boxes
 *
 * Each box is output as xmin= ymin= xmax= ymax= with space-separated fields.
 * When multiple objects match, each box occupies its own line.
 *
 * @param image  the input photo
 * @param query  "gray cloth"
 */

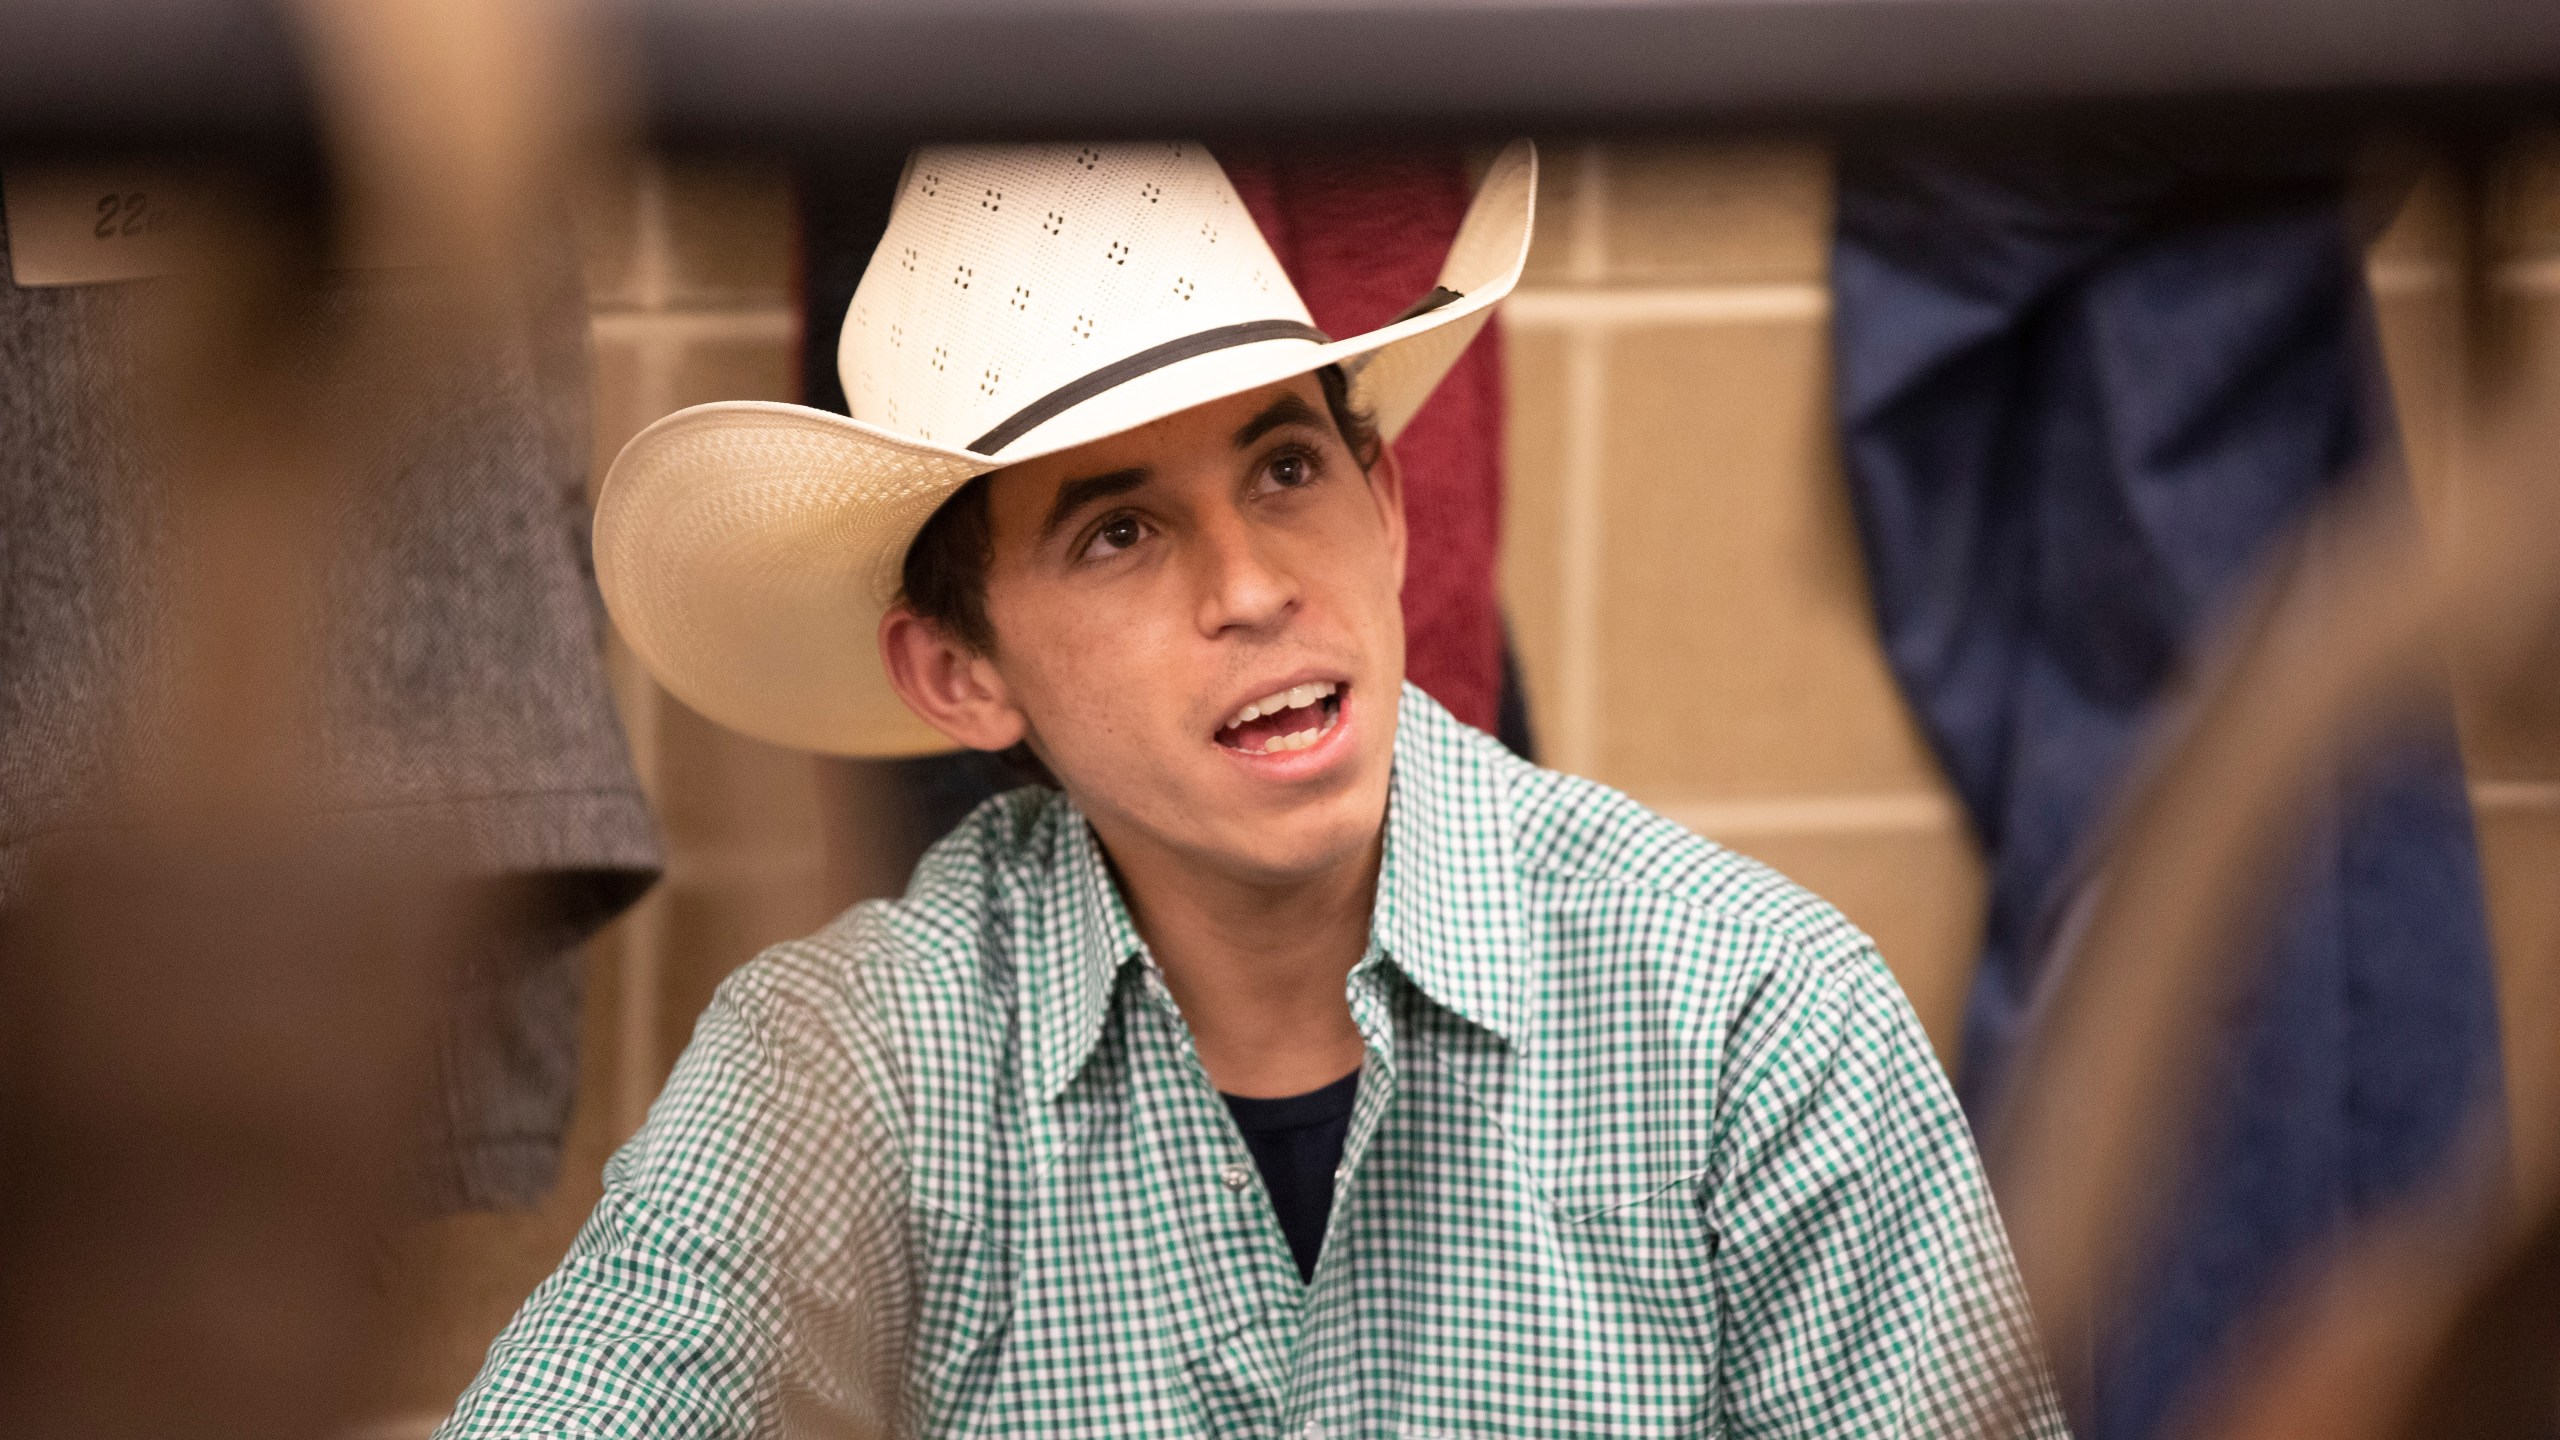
xmin=0 ymin=189 xmax=661 ymax=1211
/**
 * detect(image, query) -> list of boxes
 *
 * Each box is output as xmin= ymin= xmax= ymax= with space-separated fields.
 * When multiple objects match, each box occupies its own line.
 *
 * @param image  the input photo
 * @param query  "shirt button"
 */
xmin=1220 ymin=1162 xmax=1253 ymax=1192
xmin=1298 ymin=1424 xmax=1325 ymax=1440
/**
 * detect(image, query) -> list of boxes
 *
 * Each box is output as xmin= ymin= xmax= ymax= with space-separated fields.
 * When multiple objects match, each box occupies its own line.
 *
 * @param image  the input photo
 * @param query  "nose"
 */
xmin=1191 ymin=505 xmax=1299 ymax=637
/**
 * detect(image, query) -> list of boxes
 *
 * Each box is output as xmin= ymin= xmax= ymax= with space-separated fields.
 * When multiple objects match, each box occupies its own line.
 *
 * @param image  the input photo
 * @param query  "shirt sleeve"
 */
xmin=435 ymin=939 xmax=915 ymax=1440
xmin=1704 ymin=933 xmax=2071 ymax=1439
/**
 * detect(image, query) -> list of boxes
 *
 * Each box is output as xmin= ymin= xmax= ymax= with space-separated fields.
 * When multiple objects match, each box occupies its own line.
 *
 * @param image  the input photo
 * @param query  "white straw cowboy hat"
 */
xmin=595 ymin=139 xmax=1537 ymax=756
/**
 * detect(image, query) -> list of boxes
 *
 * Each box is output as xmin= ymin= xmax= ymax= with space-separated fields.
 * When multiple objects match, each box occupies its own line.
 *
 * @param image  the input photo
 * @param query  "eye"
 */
xmin=1081 ymin=512 xmax=1148 ymax=559
xmin=1264 ymin=447 xmax=1318 ymax=490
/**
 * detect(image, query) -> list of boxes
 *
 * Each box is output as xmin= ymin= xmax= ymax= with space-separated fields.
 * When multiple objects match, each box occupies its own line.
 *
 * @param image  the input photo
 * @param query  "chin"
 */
xmin=1196 ymin=776 xmax=1386 ymax=884
xmin=1210 ymin=822 xmax=1377 ymax=887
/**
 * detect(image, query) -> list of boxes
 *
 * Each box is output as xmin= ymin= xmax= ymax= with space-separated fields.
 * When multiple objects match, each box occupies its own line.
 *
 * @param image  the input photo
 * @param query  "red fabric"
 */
xmin=1219 ymin=147 xmax=1507 ymax=734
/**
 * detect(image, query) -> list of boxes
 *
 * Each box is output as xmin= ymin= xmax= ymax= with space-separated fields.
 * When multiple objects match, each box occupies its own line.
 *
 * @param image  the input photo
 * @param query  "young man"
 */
xmin=441 ymin=141 xmax=2069 ymax=1438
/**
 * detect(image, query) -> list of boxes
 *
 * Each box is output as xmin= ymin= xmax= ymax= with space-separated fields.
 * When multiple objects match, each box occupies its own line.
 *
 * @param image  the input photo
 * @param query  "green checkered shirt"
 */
xmin=441 ymin=685 xmax=2068 ymax=1438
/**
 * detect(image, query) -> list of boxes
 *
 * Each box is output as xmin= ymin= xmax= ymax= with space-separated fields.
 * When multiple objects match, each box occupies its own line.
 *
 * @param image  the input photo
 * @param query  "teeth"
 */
xmin=1251 ymin=707 xmax=1340 ymax=754
xmin=1222 ymin=679 xmax=1337 ymax=733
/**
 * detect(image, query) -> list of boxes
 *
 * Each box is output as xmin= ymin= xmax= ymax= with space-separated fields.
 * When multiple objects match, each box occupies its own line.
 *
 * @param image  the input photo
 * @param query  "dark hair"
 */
xmin=898 ymin=363 xmax=1381 ymax=657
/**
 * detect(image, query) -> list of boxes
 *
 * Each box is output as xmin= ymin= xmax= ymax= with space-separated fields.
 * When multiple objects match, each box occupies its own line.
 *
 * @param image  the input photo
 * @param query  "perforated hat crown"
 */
xmin=842 ymin=141 xmax=1318 ymax=456
xmin=595 ymin=139 xmax=1537 ymax=756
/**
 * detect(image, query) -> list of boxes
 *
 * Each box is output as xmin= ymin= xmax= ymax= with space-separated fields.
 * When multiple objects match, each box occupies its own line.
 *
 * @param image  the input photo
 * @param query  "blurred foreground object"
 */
xmin=2177 ymin=1135 xmax=2560 ymax=1440
xmin=0 ymin=205 xmax=661 ymax=1211
xmin=1981 ymin=141 xmax=2560 ymax=1440
xmin=0 ymin=0 xmax=625 ymax=1432
xmin=0 ymin=826 xmax=480 ymax=1438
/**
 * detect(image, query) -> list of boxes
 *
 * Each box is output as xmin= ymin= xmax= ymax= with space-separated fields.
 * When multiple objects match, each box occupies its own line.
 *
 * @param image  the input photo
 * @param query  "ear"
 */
xmin=878 ymin=605 xmax=1028 ymax=752
xmin=1365 ymin=437 xmax=1409 ymax=594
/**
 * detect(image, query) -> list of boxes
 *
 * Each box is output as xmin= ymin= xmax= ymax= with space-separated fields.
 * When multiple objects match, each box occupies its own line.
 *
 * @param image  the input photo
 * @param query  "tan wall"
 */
xmin=350 ymin=140 xmax=2560 ymax=1435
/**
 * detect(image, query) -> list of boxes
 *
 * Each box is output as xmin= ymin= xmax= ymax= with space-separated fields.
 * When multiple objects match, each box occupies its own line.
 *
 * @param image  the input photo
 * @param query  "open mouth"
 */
xmin=1214 ymin=680 xmax=1346 ymax=756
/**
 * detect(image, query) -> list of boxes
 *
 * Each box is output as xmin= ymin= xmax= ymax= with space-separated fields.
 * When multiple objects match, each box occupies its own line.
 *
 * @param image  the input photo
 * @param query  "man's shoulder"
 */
xmin=1515 ymin=764 xmax=1863 ymax=952
xmin=1410 ymin=706 xmax=1869 ymax=970
xmin=712 ymin=783 xmax=1067 ymax=1029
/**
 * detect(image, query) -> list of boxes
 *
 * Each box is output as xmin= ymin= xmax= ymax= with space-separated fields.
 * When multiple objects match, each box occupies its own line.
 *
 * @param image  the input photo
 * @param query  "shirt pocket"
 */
xmin=907 ymin=1202 xmax=1015 ymax=1437
xmin=1551 ymin=1172 xmax=1722 ymax=1436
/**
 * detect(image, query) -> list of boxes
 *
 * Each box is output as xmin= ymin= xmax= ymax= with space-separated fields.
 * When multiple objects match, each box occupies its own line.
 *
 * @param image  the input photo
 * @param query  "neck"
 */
xmin=1094 ymin=821 xmax=1379 ymax=1099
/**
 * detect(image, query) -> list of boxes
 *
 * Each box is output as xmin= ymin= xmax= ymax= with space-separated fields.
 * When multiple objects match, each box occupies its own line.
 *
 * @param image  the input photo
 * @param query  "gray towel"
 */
xmin=0 ymin=188 xmax=662 ymax=1211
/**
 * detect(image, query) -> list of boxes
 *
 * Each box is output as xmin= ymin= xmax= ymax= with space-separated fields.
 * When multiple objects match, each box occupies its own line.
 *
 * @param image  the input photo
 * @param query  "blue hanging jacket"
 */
xmin=1829 ymin=135 xmax=2505 ymax=1440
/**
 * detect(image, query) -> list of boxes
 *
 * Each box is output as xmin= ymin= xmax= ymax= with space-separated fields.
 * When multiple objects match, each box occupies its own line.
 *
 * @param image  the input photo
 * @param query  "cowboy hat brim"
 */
xmin=594 ymin=140 xmax=1535 ymax=757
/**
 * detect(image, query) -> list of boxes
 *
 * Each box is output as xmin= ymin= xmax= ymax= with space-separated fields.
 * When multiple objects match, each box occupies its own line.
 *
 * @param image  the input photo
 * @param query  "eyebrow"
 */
xmin=1231 ymin=393 xmax=1324 ymax=451
xmin=1038 ymin=466 xmax=1150 ymax=544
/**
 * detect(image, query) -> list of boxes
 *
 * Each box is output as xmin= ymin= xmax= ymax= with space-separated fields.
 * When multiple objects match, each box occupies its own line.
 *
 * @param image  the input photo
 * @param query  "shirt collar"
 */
xmin=1369 ymin=681 xmax=1533 ymax=1052
xmin=1020 ymin=799 xmax=1149 ymax=1106
xmin=1021 ymin=681 xmax=1530 ymax=1105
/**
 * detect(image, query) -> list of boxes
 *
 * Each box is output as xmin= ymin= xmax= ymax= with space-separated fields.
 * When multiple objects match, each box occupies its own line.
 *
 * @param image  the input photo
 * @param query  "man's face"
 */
xmin=946 ymin=374 xmax=1407 ymax=885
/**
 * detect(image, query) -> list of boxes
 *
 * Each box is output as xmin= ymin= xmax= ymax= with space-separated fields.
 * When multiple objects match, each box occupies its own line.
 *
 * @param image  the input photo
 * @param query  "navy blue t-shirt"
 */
xmin=1221 ymin=1067 xmax=1359 ymax=1282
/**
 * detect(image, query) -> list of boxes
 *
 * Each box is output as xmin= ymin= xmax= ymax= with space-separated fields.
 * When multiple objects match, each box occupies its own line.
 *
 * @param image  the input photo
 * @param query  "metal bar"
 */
xmin=6 ymin=0 xmax=2560 ymax=151
xmin=0 ymin=0 xmax=314 ymax=152
xmin=622 ymin=0 xmax=2560 ymax=144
